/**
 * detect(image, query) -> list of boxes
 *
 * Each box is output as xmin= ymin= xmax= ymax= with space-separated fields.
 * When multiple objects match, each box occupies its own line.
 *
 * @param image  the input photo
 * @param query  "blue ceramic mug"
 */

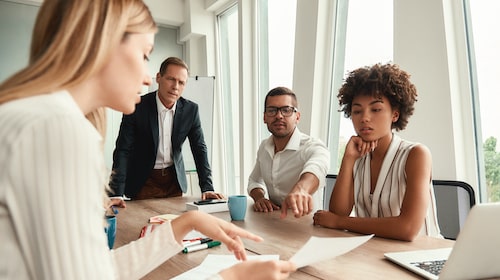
xmin=228 ymin=195 xmax=247 ymax=221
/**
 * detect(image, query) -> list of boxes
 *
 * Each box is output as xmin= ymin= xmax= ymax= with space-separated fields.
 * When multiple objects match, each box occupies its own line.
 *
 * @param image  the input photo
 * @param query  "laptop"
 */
xmin=384 ymin=203 xmax=500 ymax=280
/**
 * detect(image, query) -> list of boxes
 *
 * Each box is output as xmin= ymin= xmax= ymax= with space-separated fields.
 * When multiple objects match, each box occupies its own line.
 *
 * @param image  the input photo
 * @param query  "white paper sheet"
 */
xmin=171 ymin=254 xmax=279 ymax=280
xmin=289 ymin=234 xmax=374 ymax=268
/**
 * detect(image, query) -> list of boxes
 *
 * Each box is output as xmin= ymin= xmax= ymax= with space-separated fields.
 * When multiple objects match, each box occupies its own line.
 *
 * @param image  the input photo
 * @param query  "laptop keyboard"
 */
xmin=411 ymin=260 xmax=446 ymax=276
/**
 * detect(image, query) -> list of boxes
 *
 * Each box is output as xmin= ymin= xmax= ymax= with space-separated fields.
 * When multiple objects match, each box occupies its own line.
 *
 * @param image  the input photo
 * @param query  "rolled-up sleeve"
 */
xmin=300 ymin=138 xmax=330 ymax=188
xmin=247 ymin=148 xmax=268 ymax=196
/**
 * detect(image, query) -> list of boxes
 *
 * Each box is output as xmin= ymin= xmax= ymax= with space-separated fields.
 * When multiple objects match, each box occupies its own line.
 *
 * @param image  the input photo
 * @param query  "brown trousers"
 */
xmin=133 ymin=166 xmax=182 ymax=200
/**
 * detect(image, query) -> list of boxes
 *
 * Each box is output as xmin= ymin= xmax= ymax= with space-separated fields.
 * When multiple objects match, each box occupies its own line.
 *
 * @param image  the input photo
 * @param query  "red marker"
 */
xmin=182 ymin=237 xmax=212 ymax=248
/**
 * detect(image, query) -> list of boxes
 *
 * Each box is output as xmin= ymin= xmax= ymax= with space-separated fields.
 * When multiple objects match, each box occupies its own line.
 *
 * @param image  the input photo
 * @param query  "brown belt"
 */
xmin=133 ymin=166 xmax=182 ymax=200
xmin=152 ymin=166 xmax=175 ymax=176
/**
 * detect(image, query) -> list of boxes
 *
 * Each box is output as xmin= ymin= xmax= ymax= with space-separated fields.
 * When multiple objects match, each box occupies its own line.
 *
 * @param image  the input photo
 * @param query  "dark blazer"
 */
xmin=109 ymin=91 xmax=213 ymax=198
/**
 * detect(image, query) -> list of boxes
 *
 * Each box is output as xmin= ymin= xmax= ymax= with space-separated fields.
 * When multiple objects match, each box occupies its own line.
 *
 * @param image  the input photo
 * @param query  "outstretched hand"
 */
xmin=171 ymin=211 xmax=263 ymax=261
xmin=280 ymin=189 xmax=313 ymax=219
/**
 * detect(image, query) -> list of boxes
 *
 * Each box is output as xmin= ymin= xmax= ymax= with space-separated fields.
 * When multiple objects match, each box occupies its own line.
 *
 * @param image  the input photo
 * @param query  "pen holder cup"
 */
xmin=105 ymin=216 xmax=117 ymax=249
xmin=228 ymin=195 xmax=247 ymax=221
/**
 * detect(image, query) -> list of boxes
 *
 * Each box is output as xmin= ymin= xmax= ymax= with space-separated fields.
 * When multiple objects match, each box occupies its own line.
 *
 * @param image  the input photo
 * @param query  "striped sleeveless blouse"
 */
xmin=353 ymin=134 xmax=441 ymax=238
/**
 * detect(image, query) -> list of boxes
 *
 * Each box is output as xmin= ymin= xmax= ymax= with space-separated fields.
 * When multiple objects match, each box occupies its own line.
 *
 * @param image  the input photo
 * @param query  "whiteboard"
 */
xmin=180 ymin=76 xmax=215 ymax=171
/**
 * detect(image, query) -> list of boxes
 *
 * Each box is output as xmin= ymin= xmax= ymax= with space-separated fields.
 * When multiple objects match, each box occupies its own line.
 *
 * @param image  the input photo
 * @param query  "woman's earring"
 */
xmin=393 ymin=113 xmax=399 ymax=123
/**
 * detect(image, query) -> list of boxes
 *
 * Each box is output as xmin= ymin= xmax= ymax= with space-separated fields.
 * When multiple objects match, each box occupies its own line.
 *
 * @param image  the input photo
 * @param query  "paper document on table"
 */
xmin=289 ymin=234 xmax=373 ymax=268
xmin=171 ymin=254 xmax=279 ymax=280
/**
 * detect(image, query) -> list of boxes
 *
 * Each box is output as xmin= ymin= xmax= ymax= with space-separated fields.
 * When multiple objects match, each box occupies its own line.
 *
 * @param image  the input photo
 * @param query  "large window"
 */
xmin=467 ymin=0 xmax=500 ymax=202
xmin=217 ymin=4 xmax=239 ymax=195
xmin=265 ymin=0 xmax=296 ymax=89
xmin=258 ymin=0 xmax=296 ymax=140
xmin=329 ymin=0 xmax=393 ymax=172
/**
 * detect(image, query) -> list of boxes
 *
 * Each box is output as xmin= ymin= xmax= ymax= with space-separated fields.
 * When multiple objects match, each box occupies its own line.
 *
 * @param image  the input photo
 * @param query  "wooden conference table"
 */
xmin=114 ymin=197 xmax=454 ymax=279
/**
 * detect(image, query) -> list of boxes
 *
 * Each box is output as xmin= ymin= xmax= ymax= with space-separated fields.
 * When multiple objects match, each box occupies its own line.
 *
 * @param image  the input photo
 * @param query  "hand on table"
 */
xmin=312 ymin=210 xmax=338 ymax=228
xmin=219 ymin=259 xmax=297 ymax=280
xmin=202 ymin=191 xmax=225 ymax=200
xmin=253 ymin=198 xmax=280 ymax=213
xmin=280 ymin=189 xmax=313 ymax=219
xmin=109 ymin=198 xmax=127 ymax=208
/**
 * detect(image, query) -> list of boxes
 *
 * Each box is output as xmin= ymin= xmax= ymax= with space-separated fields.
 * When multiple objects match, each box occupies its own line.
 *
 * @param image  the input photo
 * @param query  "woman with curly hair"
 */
xmin=313 ymin=63 xmax=441 ymax=241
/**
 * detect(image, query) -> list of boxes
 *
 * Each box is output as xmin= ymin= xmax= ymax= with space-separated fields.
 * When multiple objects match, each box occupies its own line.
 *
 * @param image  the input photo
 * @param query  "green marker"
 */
xmin=182 ymin=240 xmax=221 ymax=253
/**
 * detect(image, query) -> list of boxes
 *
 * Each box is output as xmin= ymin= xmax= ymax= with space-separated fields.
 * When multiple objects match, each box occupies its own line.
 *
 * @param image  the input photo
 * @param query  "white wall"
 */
xmin=0 ymin=1 xmax=38 ymax=81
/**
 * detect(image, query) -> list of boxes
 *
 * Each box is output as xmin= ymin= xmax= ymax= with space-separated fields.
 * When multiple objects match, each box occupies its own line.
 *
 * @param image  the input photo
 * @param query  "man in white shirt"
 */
xmin=247 ymin=87 xmax=330 ymax=218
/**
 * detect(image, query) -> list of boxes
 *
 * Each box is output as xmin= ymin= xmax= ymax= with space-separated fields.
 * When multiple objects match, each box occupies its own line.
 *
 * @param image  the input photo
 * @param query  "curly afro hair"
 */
xmin=337 ymin=63 xmax=418 ymax=131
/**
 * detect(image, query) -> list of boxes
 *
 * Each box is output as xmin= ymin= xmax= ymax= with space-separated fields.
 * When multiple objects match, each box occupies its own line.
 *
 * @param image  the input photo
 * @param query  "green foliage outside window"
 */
xmin=484 ymin=137 xmax=500 ymax=202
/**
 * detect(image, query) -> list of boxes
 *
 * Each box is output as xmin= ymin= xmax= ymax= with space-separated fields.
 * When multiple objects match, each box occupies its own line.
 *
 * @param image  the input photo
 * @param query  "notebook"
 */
xmin=384 ymin=202 xmax=500 ymax=280
xmin=185 ymin=201 xmax=229 ymax=213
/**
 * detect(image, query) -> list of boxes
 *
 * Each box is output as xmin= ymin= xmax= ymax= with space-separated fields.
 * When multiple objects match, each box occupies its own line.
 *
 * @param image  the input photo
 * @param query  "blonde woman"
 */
xmin=0 ymin=0 xmax=295 ymax=279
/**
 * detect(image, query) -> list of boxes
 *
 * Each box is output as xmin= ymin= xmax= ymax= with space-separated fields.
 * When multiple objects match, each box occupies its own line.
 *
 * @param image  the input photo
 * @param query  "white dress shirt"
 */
xmin=154 ymin=92 xmax=175 ymax=169
xmin=247 ymin=128 xmax=330 ymax=205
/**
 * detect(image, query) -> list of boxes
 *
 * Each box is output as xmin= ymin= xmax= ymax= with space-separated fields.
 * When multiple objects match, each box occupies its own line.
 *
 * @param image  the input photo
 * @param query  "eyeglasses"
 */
xmin=264 ymin=106 xmax=298 ymax=117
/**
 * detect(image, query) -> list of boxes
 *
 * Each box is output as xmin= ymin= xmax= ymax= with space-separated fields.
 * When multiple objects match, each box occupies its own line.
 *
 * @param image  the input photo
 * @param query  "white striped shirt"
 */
xmin=353 ymin=134 xmax=441 ymax=238
xmin=0 ymin=91 xmax=182 ymax=279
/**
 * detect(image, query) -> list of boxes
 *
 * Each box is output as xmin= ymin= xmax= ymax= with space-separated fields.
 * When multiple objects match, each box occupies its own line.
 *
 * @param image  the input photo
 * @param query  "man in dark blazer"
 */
xmin=109 ymin=57 xmax=223 ymax=207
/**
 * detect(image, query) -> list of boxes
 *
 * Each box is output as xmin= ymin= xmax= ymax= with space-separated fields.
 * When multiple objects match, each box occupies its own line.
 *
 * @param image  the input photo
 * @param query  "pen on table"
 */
xmin=182 ymin=241 xmax=221 ymax=253
xmin=183 ymin=237 xmax=213 ymax=248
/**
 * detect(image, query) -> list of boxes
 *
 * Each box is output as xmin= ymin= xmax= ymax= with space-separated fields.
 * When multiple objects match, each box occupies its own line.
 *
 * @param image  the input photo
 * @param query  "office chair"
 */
xmin=323 ymin=174 xmax=337 ymax=210
xmin=432 ymin=180 xmax=476 ymax=240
